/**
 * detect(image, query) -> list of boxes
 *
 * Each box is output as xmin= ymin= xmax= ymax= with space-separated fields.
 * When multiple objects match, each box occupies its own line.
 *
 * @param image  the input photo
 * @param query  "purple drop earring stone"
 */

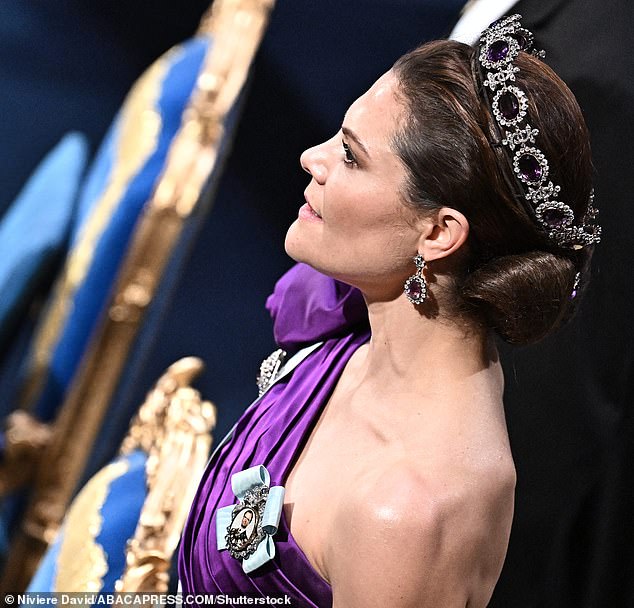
xmin=499 ymin=92 xmax=520 ymax=120
xmin=518 ymin=154 xmax=543 ymax=182
xmin=487 ymin=39 xmax=510 ymax=63
xmin=405 ymin=278 xmax=425 ymax=303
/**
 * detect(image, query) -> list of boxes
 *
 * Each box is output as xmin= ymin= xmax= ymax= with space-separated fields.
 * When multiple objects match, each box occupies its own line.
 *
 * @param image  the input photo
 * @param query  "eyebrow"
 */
xmin=341 ymin=126 xmax=369 ymax=158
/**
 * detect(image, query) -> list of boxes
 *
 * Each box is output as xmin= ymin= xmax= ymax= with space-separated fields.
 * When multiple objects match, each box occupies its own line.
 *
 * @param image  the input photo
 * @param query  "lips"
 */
xmin=304 ymin=194 xmax=322 ymax=218
xmin=307 ymin=201 xmax=322 ymax=219
xmin=298 ymin=201 xmax=323 ymax=223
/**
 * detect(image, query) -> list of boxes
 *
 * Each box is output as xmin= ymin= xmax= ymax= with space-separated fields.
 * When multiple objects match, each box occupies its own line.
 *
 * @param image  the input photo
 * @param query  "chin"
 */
xmin=284 ymin=220 xmax=308 ymax=263
xmin=284 ymin=222 xmax=364 ymax=286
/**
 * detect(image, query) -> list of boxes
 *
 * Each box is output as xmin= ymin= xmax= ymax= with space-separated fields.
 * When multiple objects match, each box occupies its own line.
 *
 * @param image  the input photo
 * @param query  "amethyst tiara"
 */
xmin=474 ymin=14 xmax=601 ymax=250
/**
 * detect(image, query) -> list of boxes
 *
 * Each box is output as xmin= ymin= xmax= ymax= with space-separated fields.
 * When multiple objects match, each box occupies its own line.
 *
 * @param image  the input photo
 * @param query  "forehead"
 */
xmin=343 ymin=72 xmax=404 ymax=144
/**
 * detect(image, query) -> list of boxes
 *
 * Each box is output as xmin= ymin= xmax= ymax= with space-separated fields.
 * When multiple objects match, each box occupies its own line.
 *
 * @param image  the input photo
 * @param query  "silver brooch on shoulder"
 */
xmin=256 ymin=348 xmax=287 ymax=396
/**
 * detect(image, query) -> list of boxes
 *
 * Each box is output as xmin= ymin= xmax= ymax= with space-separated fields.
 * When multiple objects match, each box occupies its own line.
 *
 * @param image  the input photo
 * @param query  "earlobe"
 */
xmin=417 ymin=207 xmax=469 ymax=261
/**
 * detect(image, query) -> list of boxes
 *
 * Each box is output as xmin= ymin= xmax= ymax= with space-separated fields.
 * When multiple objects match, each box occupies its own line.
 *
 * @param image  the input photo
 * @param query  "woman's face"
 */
xmin=285 ymin=71 xmax=424 ymax=299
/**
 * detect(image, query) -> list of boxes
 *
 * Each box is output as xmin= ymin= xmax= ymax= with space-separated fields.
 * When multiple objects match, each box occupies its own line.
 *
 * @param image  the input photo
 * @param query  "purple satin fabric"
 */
xmin=266 ymin=263 xmax=368 ymax=352
xmin=178 ymin=264 xmax=369 ymax=607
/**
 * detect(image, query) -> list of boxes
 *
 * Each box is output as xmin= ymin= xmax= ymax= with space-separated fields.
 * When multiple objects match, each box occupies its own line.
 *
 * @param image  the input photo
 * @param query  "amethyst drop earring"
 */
xmin=404 ymin=254 xmax=427 ymax=305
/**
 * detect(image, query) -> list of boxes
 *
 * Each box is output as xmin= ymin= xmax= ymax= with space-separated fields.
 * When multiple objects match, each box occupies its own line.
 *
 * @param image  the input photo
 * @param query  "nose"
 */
xmin=300 ymin=141 xmax=328 ymax=185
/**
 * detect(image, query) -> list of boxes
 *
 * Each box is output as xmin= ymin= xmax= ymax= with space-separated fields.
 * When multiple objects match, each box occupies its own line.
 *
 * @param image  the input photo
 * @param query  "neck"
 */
xmin=354 ymin=291 xmax=500 ymax=398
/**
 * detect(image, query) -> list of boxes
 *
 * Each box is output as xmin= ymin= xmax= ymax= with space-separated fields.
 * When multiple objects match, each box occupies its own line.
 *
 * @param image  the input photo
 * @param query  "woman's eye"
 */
xmin=342 ymin=141 xmax=357 ymax=166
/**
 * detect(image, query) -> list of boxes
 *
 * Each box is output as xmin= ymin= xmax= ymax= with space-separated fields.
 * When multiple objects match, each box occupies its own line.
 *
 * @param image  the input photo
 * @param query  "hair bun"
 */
xmin=461 ymin=252 xmax=577 ymax=345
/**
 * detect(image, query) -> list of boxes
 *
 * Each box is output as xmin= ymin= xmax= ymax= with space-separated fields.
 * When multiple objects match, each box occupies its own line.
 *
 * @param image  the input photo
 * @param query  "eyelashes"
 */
xmin=342 ymin=140 xmax=357 ymax=166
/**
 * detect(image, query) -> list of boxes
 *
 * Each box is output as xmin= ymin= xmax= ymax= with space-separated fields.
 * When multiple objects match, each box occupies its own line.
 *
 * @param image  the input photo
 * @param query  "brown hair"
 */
xmin=392 ymin=40 xmax=594 ymax=345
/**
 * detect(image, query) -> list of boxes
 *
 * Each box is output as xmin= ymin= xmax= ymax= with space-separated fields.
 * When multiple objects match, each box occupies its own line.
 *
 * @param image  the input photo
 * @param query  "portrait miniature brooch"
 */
xmin=216 ymin=465 xmax=285 ymax=573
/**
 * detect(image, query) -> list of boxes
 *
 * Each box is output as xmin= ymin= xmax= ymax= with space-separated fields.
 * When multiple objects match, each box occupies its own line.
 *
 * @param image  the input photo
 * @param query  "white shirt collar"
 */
xmin=450 ymin=0 xmax=521 ymax=45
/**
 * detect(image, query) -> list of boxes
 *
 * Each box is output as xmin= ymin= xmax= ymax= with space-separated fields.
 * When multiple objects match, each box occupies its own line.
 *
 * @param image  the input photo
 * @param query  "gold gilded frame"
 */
xmin=115 ymin=358 xmax=216 ymax=593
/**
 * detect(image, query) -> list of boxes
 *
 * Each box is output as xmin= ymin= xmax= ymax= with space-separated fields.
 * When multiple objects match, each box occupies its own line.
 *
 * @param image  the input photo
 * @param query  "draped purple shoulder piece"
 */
xmin=178 ymin=264 xmax=369 ymax=607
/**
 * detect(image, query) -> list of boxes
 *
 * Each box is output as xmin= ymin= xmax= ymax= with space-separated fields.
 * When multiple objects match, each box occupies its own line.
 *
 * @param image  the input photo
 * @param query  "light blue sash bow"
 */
xmin=216 ymin=465 xmax=285 ymax=574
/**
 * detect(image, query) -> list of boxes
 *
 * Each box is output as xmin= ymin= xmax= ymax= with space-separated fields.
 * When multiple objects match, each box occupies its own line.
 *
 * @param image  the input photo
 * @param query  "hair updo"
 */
xmin=391 ymin=40 xmax=595 ymax=345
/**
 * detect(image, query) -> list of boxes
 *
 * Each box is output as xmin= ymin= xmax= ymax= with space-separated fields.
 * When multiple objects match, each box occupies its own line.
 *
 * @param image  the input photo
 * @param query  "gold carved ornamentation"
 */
xmin=116 ymin=358 xmax=216 ymax=593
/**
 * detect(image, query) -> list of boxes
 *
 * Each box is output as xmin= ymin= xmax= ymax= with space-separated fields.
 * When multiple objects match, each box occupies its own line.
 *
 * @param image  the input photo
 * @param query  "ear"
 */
xmin=416 ymin=207 xmax=469 ymax=261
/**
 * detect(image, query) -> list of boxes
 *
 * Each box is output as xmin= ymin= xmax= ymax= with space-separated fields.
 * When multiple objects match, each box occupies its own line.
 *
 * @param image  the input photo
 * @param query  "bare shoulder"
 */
xmin=325 ymin=460 xmax=516 ymax=608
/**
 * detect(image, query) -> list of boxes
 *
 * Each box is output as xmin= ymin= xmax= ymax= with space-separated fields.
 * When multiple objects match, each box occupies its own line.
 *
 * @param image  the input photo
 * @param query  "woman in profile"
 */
xmin=179 ymin=15 xmax=600 ymax=607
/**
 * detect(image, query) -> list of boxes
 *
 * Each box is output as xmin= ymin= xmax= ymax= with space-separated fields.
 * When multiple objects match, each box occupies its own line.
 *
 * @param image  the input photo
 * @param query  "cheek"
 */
xmin=325 ymin=182 xmax=409 ymax=243
xmin=324 ymin=178 xmax=385 ymax=231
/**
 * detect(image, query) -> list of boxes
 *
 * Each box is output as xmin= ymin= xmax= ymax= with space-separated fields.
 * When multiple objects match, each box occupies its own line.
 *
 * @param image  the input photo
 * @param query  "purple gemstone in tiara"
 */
xmin=541 ymin=208 xmax=567 ymax=228
xmin=493 ymin=86 xmax=529 ymax=128
xmin=513 ymin=147 xmax=549 ymax=184
xmin=487 ymin=39 xmax=510 ymax=63
xmin=535 ymin=201 xmax=574 ymax=229
xmin=518 ymin=154 xmax=543 ymax=183
xmin=498 ymin=91 xmax=520 ymax=121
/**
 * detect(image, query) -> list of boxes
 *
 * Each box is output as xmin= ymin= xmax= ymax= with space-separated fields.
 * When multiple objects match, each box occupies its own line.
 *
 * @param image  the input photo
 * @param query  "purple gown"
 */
xmin=178 ymin=264 xmax=370 ymax=607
